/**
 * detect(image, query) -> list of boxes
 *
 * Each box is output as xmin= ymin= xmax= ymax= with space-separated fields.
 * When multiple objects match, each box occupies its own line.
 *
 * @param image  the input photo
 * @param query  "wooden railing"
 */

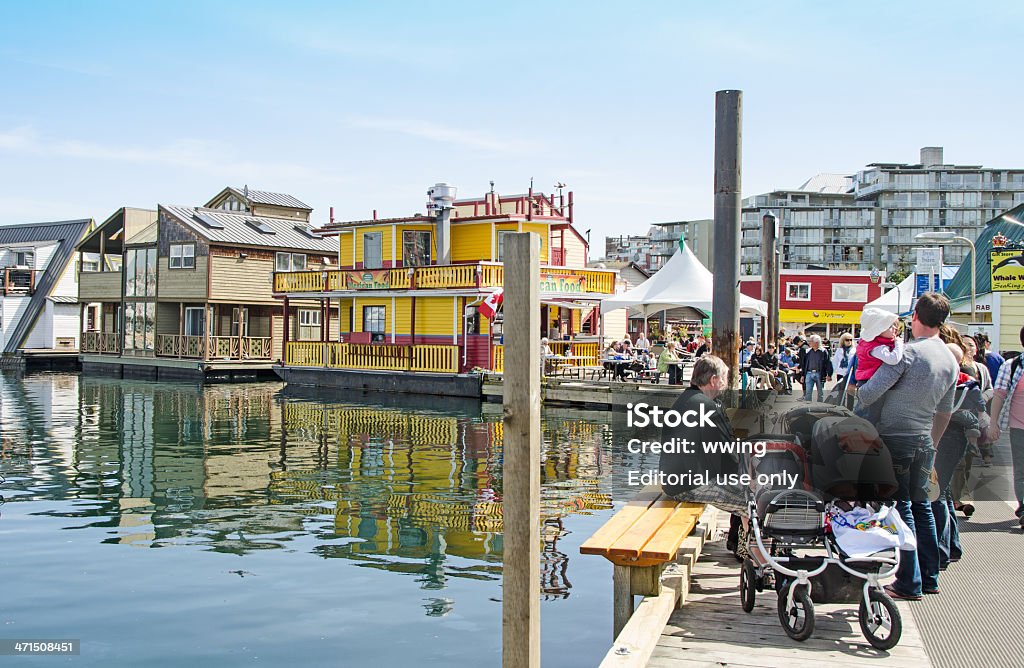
xmin=2 ymin=268 xmax=39 ymax=296
xmin=548 ymin=341 xmax=601 ymax=366
xmin=156 ymin=335 xmax=273 ymax=360
xmin=273 ymin=263 xmax=616 ymax=294
xmin=286 ymin=342 xmax=459 ymax=373
xmin=493 ymin=344 xmax=504 ymax=373
xmin=81 ymin=331 xmax=120 ymax=354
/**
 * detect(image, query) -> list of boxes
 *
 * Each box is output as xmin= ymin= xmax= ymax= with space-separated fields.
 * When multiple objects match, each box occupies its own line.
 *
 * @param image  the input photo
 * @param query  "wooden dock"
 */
xmin=646 ymin=539 xmax=932 ymax=668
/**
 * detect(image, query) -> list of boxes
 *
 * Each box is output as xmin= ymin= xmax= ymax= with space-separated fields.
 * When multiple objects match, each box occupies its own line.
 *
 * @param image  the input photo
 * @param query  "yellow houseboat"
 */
xmin=272 ymin=184 xmax=618 ymax=394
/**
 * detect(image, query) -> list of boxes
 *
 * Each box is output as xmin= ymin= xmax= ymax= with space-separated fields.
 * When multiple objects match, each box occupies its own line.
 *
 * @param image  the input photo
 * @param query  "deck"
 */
xmin=647 ymin=539 xmax=931 ymax=668
xmin=80 ymin=353 xmax=280 ymax=382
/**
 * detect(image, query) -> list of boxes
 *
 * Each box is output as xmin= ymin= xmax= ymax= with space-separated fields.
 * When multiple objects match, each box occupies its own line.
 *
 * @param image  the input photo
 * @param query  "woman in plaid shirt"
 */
xmin=986 ymin=325 xmax=1024 ymax=530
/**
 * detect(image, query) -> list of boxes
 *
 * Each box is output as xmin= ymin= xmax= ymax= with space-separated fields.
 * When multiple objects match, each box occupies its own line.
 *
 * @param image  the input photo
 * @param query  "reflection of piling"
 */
xmin=712 ymin=89 xmax=743 ymax=394
xmin=501 ymin=233 xmax=541 ymax=668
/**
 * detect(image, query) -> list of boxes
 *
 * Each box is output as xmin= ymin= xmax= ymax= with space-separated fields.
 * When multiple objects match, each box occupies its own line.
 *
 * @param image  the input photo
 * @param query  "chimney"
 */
xmin=427 ymin=183 xmax=457 ymax=265
xmin=920 ymin=147 xmax=943 ymax=167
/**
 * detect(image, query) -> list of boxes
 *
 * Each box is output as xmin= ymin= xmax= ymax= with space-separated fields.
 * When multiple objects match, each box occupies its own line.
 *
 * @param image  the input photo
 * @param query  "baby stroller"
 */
xmin=739 ymin=404 xmax=903 ymax=650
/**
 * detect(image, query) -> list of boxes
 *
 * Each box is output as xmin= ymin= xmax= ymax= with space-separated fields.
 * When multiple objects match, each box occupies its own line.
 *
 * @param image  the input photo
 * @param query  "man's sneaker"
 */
xmin=962 ymin=503 xmax=975 ymax=517
xmin=923 ymin=587 xmax=941 ymax=595
xmin=1018 ymin=516 xmax=1024 ymax=530
xmin=884 ymin=584 xmax=921 ymax=601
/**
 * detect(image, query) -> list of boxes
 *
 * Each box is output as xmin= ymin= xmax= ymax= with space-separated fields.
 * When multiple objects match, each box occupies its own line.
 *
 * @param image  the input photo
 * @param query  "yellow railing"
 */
xmin=274 ymin=262 xmax=615 ymax=294
xmin=548 ymin=341 xmax=601 ymax=366
xmin=287 ymin=342 xmax=459 ymax=373
xmin=493 ymin=344 xmax=504 ymax=373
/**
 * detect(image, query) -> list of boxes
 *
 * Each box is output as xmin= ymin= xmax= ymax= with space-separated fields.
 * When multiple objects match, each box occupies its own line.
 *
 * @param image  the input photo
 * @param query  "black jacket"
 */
xmin=796 ymin=346 xmax=833 ymax=379
xmin=659 ymin=386 xmax=737 ymax=498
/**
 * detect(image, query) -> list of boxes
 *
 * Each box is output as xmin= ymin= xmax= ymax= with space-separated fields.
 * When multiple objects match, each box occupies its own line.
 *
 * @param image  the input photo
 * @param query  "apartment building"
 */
xmin=741 ymin=147 xmax=1024 ymax=274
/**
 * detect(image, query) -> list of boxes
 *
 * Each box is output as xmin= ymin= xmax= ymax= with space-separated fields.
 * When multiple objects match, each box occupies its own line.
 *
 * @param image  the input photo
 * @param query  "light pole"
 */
xmin=761 ymin=211 xmax=779 ymax=346
xmin=915 ymin=231 xmax=976 ymax=322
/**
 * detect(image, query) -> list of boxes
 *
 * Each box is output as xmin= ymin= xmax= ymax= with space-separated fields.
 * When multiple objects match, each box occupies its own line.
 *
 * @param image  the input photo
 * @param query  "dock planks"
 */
xmin=648 ymin=539 xmax=932 ymax=668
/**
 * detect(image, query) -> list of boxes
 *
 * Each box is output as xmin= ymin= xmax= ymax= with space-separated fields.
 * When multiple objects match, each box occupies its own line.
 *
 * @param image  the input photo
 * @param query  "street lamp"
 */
xmin=914 ymin=231 xmax=976 ymax=321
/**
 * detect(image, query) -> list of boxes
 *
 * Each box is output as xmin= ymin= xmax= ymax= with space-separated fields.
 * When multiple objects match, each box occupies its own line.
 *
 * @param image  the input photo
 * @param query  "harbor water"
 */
xmin=0 ymin=372 xmax=659 ymax=667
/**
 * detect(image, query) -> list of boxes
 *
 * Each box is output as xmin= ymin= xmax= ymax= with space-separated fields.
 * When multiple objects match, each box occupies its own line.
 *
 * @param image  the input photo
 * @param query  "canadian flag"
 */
xmin=479 ymin=288 xmax=504 ymax=319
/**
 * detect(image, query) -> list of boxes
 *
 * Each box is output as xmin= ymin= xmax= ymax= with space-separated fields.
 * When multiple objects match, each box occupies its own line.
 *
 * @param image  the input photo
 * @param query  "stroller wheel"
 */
xmin=777 ymin=584 xmax=814 ymax=641
xmin=859 ymin=589 xmax=902 ymax=650
xmin=740 ymin=560 xmax=757 ymax=613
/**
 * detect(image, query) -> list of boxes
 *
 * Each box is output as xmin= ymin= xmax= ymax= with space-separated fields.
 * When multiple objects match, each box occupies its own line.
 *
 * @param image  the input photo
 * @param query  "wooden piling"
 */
xmin=502 ymin=232 xmax=541 ymax=668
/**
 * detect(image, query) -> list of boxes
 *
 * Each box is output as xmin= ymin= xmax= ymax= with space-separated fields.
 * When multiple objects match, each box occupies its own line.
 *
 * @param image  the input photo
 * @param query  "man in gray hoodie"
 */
xmin=857 ymin=292 xmax=958 ymax=600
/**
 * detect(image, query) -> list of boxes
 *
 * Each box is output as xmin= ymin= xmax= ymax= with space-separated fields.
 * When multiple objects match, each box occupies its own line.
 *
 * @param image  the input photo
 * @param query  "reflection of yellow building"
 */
xmin=274 ymin=400 xmax=611 ymax=577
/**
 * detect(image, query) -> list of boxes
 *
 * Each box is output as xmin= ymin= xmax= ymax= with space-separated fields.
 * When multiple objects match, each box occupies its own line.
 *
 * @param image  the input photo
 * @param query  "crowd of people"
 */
xmin=656 ymin=292 xmax=1024 ymax=603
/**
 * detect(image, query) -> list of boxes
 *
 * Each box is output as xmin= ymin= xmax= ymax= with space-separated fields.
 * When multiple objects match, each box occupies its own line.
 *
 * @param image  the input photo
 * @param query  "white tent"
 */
xmin=600 ymin=242 xmax=768 ymax=317
xmin=865 ymin=274 xmax=915 ymax=316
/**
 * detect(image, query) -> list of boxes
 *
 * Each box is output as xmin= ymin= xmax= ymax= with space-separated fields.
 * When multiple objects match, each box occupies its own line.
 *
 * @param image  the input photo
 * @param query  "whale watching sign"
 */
xmin=991 ymin=249 xmax=1024 ymax=292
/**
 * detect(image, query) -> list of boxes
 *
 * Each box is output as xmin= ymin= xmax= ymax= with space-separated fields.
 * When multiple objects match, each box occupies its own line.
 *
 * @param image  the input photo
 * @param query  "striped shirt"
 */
xmin=993 ymin=357 xmax=1024 ymax=431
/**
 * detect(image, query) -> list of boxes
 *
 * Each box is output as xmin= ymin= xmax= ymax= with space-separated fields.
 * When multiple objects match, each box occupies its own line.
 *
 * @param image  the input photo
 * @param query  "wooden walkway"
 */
xmin=647 ymin=539 xmax=933 ymax=668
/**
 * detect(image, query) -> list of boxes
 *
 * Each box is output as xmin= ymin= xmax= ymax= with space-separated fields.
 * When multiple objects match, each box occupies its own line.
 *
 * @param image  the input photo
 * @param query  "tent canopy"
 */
xmin=864 ymin=274 xmax=915 ymax=316
xmin=600 ymin=242 xmax=767 ymax=317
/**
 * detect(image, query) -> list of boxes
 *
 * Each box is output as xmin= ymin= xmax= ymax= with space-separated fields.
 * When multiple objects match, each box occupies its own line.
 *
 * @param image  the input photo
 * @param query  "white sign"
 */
xmin=916 ymin=247 xmax=943 ymax=275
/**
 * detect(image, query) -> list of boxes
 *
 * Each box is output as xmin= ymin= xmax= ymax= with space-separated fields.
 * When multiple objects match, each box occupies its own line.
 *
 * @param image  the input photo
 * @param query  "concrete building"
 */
xmin=741 ymin=147 xmax=1024 ymax=275
xmin=604 ymin=219 xmax=714 ymax=273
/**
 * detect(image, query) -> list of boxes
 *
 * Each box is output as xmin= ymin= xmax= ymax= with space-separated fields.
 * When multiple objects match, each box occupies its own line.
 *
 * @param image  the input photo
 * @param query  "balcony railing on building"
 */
xmin=285 ymin=342 xmax=459 ymax=373
xmin=156 ymin=335 xmax=273 ymax=360
xmin=2 ymin=268 xmax=39 ymax=296
xmin=273 ymin=262 xmax=616 ymax=295
xmin=81 ymin=331 xmax=121 ymax=354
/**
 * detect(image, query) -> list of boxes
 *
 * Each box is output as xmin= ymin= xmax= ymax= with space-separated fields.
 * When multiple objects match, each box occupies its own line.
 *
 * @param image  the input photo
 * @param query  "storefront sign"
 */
xmin=540 ymin=272 xmax=587 ymax=294
xmin=990 ymin=249 xmax=1024 ymax=292
xmin=345 ymin=269 xmax=391 ymax=289
xmin=779 ymin=308 xmax=860 ymax=325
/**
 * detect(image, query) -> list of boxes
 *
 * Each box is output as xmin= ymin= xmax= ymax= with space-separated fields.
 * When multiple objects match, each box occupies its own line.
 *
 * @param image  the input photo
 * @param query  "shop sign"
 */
xmin=990 ymin=249 xmax=1024 ymax=292
xmin=779 ymin=308 xmax=860 ymax=324
xmin=345 ymin=269 xmax=391 ymax=289
xmin=540 ymin=272 xmax=587 ymax=294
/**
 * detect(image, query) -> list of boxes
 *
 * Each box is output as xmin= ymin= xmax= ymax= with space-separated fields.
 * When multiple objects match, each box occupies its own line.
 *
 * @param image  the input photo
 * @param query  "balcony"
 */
xmin=273 ymin=262 xmax=617 ymax=295
xmin=156 ymin=335 xmax=273 ymax=360
xmin=79 ymin=271 xmax=122 ymax=302
xmin=285 ymin=341 xmax=459 ymax=373
xmin=2 ymin=268 xmax=39 ymax=296
xmin=81 ymin=331 xmax=121 ymax=354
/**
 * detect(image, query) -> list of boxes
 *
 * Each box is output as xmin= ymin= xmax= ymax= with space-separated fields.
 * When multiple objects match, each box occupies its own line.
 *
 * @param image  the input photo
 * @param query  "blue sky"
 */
xmin=1 ymin=1 xmax=1020 ymax=248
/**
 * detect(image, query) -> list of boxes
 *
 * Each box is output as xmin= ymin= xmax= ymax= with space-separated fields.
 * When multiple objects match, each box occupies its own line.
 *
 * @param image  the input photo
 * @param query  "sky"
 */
xmin=1 ymin=1 xmax=1021 ymax=249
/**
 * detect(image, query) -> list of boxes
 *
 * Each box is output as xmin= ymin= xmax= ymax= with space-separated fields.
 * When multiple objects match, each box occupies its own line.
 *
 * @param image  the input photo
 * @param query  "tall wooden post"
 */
xmin=712 ymin=89 xmax=743 ymax=393
xmin=502 ymin=232 xmax=541 ymax=668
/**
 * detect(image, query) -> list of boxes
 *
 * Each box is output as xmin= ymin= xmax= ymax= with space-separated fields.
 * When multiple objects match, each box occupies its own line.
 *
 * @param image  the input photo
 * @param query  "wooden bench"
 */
xmin=580 ymin=485 xmax=708 ymax=649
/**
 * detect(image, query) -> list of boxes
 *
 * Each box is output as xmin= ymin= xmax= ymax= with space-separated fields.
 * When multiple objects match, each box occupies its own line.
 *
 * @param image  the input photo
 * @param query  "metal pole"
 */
xmin=502 ymin=233 xmax=541 ymax=668
xmin=761 ymin=212 xmax=778 ymax=348
xmin=958 ymin=237 xmax=977 ymax=322
xmin=712 ymin=89 xmax=742 ymax=391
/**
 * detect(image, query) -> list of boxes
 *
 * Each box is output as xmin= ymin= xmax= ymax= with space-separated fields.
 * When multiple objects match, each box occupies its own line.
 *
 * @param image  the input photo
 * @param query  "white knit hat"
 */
xmin=860 ymin=307 xmax=898 ymax=342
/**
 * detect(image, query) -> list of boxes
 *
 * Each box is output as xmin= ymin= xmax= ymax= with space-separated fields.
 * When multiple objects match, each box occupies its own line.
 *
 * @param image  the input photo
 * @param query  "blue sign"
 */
xmin=915 ymin=273 xmax=942 ymax=297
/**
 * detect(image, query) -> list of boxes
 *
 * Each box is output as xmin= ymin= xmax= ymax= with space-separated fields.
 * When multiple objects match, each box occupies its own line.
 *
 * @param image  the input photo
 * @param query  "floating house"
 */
xmin=272 ymin=184 xmax=617 ymax=395
xmin=77 ymin=188 xmax=337 ymax=381
xmin=0 ymin=218 xmax=93 ymax=367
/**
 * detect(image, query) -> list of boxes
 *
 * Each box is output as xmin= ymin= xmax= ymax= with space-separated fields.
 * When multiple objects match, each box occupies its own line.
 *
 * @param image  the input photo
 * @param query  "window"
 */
xmin=275 ymin=252 xmax=307 ymax=272
xmin=299 ymin=309 xmax=321 ymax=341
xmin=497 ymin=230 xmax=514 ymax=261
xmin=832 ymin=284 xmax=869 ymax=302
xmin=403 ymin=230 xmax=432 ymax=267
xmin=363 ymin=232 xmax=383 ymax=269
xmin=14 ymin=250 xmax=34 ymax=268
xmin=184 ymin=307 xmax=206 ymax=337
xmin=169 ymin=243 xmax=195 ymax=269
xmin=363 ymin=306 xmax=386 ymax=335
xmin=787 ymin=282 xmax=811 ymax=301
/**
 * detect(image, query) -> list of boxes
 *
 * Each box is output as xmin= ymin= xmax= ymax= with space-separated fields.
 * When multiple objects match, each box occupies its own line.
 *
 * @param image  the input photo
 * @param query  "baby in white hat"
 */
xmin=855 ymin=307 xmax=904 ymax=383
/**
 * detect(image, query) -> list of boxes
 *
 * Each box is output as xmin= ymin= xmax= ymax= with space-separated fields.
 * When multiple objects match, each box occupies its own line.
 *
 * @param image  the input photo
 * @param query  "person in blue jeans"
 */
xmin=797 ymin=334 xmax=832 ymax=402
xmin=856 ymin=293 xmax=958 ymax=600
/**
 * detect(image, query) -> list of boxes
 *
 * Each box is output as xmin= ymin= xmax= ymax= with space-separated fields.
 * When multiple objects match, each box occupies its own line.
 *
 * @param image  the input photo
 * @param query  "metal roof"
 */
xmin=796 ymin=173 xmax=854 ymax=194
xmin=0 ymin=218 xmax=93 ymax=353
xmin=945 ymin=203 xmax=1024 ymax=300
xmin=204 ymin=186 xmax=312 ymax=211
xmin=161 ymin=205 xmax=336 ymax=253
xmin=47 ymin=295 xmax=78 ymax=304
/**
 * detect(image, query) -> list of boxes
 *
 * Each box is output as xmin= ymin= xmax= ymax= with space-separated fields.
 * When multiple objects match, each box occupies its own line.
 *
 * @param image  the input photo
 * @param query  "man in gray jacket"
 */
xmin=857 ymin=292 xmax=958 ymax=600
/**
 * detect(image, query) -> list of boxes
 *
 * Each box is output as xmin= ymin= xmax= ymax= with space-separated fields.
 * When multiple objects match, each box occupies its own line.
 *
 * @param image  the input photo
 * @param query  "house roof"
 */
xmin=161 ymin=205 xmax=336 ymax=253
xmin=205 ymin=187 xmax=312 ymax=211
xmin=0 ymin=218 xmax=93 ymax=353
xmin=945 ymin=203 xmax=1024 ymax=300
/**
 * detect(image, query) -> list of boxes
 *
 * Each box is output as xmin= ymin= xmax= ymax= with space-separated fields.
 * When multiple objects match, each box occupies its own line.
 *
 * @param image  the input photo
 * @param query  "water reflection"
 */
xmin=0 ymin=372 xmax=616 ymax=602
